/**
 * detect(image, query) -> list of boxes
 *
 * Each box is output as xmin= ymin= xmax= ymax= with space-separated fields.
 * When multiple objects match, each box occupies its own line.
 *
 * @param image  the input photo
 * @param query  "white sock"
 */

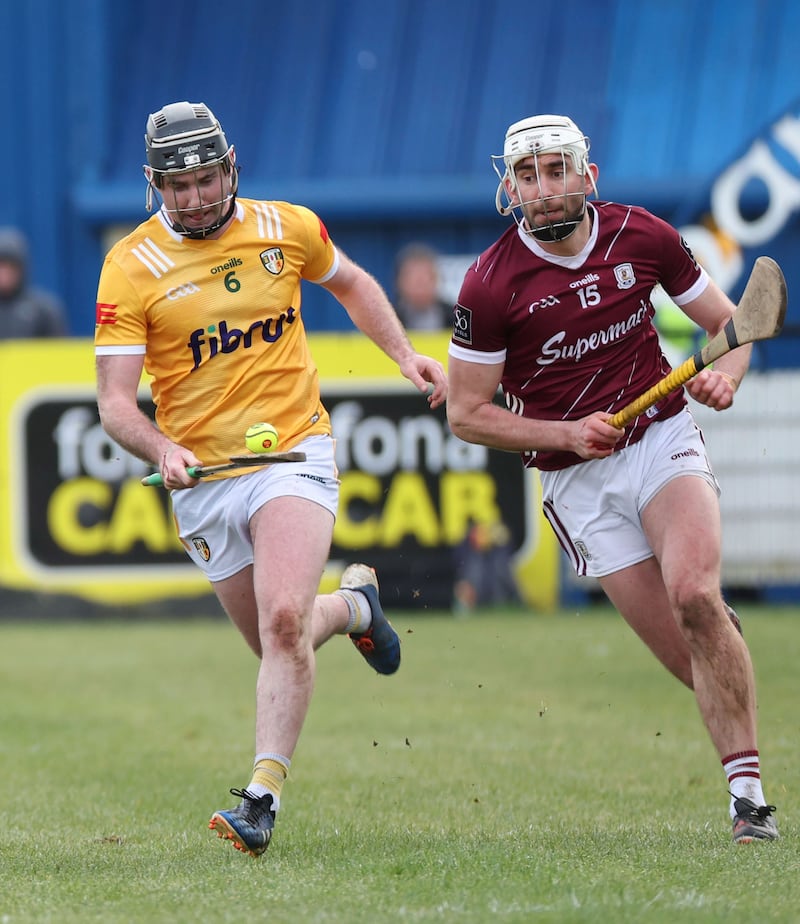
xmin=723 ymin=750 xmax=766 ymax=818
xmin=335 ymin=588 xmax=373 ymax=634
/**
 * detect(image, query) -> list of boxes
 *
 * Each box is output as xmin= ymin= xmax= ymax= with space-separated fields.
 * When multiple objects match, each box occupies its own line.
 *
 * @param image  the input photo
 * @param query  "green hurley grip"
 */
xmin=140 ymin=466 xmax=202 ymax=487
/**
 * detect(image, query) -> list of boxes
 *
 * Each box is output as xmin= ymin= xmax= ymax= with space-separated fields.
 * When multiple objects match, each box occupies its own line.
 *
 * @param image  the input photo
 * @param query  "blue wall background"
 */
xmin=1 ymin=0 xmax=799 ymax=355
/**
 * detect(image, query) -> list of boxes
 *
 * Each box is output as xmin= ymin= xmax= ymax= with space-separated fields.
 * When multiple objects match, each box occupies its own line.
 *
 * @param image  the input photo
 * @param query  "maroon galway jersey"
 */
xmin=449 ymin=201 xmax=708 ymax=470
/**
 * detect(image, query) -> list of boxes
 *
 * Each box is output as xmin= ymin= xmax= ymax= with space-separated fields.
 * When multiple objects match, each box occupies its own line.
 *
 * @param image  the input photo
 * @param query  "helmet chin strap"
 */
xmin=529 ymin=204 xmax=585 ymax=242
xmin=170 ymin=195 xmax=237 ymax=239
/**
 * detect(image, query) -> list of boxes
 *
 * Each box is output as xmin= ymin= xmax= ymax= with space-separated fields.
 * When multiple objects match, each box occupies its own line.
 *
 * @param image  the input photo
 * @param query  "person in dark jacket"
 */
xmin=0 ymin=227 xmax=68 ymax=338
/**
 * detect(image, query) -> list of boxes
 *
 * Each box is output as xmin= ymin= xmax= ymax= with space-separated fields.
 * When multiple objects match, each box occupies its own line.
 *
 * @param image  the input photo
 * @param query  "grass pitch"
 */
xmin=1 ymin=603 xmax=798 ymax=923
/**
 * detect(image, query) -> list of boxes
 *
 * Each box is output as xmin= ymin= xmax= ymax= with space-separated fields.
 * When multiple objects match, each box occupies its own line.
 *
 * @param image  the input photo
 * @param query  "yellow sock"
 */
xmin=249 ymin=757 xmax=289 ymax=803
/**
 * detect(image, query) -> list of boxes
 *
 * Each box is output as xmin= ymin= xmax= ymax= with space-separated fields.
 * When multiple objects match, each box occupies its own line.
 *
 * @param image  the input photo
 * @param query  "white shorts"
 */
xmin=540 ymin=409 xmax=719 ymax=578
xmin=170 ymin=434 xmax=339 ymax=581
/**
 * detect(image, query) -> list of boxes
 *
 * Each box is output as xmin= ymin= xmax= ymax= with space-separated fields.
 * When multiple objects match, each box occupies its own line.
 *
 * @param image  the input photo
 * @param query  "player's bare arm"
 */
xmin=322 ymin=251 xmax=448 ymax=408
xmin=680 ymin=276 xmax=752 ymax=410
xmin=96 ymin=353 xmax=201 ymax=489
xmin=447 ymin=356 xmax=621 ymax=459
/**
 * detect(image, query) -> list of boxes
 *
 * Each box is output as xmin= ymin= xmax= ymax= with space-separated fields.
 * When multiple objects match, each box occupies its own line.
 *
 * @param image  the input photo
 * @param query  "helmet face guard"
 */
xmin=492 ymin=115 xmax=597 ymax=242
xmin=143 ymin=101 xmax=238 ymax=238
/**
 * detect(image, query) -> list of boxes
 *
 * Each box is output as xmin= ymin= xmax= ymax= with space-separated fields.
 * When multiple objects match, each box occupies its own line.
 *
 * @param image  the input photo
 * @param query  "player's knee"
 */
xmin=673 ymin=586 xmax=721 ymax=640
xmin=259 ymin=604 xmax=308 ymax=653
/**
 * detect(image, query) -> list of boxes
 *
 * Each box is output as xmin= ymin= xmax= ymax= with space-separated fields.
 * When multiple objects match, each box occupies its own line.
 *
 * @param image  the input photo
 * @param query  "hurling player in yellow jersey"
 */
xmin=95 ymin=101 xmax=447 ymax=857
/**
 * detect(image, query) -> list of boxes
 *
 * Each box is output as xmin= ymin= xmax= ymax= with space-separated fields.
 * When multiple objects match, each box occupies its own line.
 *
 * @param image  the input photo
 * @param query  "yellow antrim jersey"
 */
xmin=95 ymin=198 xmax=337 ymax=467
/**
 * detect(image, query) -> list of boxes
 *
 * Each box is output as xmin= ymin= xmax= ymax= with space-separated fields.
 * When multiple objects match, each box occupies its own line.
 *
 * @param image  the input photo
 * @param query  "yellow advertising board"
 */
xmin=0 ymin=335 xmax=558 ymax=610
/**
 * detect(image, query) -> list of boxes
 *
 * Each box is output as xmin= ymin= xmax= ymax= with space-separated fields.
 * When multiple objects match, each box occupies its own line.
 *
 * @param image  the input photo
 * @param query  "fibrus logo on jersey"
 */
xmin=96 ymin=303 xmax=117 ymax=325
xmin=192 ymin=537 xmax=211 ymax=561
xmin=453 ymin=305 xmax=473 ymax=345
xmin=260 ymin=247 xmax=285 ymax=275
xmin=614 ymin=263 xmax=636 ymax=289
xmin=187 ymin=308 xmax=297 ymax=371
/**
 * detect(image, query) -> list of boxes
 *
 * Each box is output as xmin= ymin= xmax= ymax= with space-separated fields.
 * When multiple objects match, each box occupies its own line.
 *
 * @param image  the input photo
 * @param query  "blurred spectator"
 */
xmin=652 ymin=223 xmax=742 ymax=368
xmin=0 ymin=227 xmax=68 ymax=338
xmin=393 ymin=242 xmax=453 ymax=330
xmin=453 ymin=520 xmax=522 ymax=612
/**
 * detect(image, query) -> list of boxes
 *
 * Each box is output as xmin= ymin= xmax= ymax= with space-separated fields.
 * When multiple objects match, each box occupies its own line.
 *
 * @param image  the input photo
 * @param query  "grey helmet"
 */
xmin=143 ymin=101 xmax=238 ymax=237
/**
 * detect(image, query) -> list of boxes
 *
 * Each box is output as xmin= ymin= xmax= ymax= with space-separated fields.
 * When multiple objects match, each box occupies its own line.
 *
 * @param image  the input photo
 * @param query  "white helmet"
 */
xmin=492 ymin=114 xmax=597 ymax=241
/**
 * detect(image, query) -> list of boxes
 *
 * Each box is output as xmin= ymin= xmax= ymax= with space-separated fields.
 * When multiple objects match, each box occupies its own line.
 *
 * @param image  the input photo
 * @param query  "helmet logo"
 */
xmin=260 ymin=247 xmax=285 ymax=275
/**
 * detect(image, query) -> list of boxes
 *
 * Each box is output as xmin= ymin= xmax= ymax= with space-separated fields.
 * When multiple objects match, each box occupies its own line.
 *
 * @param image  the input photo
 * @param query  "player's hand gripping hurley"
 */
xmin=141 ymin=451 xmax=307 ymax=486
xmin=609 ymin=256 xmax=787 ymax=429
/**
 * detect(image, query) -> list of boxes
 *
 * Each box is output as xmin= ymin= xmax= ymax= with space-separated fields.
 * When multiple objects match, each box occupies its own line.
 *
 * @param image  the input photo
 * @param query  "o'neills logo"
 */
xmin=210 ymin=257 xmax=243 ymax=275
xmin=569 ymin=272 xmax=600 ymax=289
xmin=671 ymin=448 xmax=700 ymax=461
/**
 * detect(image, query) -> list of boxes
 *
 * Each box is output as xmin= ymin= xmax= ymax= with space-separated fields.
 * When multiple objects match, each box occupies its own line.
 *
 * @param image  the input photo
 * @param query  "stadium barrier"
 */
xmin=0 ymin=336 xmax=559 ymax=613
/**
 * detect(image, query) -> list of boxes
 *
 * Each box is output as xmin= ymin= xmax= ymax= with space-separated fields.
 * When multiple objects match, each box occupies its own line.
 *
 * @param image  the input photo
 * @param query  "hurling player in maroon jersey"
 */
xmin=447 ymin=114 xmax=777 ymax=844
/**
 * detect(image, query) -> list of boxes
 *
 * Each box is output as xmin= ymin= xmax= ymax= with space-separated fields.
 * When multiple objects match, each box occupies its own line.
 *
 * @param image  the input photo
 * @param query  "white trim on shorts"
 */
xmin=540 ymin=409 xmax=720 ymax=578
xmin=170 ymin=434 xmax=339 ymax=581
